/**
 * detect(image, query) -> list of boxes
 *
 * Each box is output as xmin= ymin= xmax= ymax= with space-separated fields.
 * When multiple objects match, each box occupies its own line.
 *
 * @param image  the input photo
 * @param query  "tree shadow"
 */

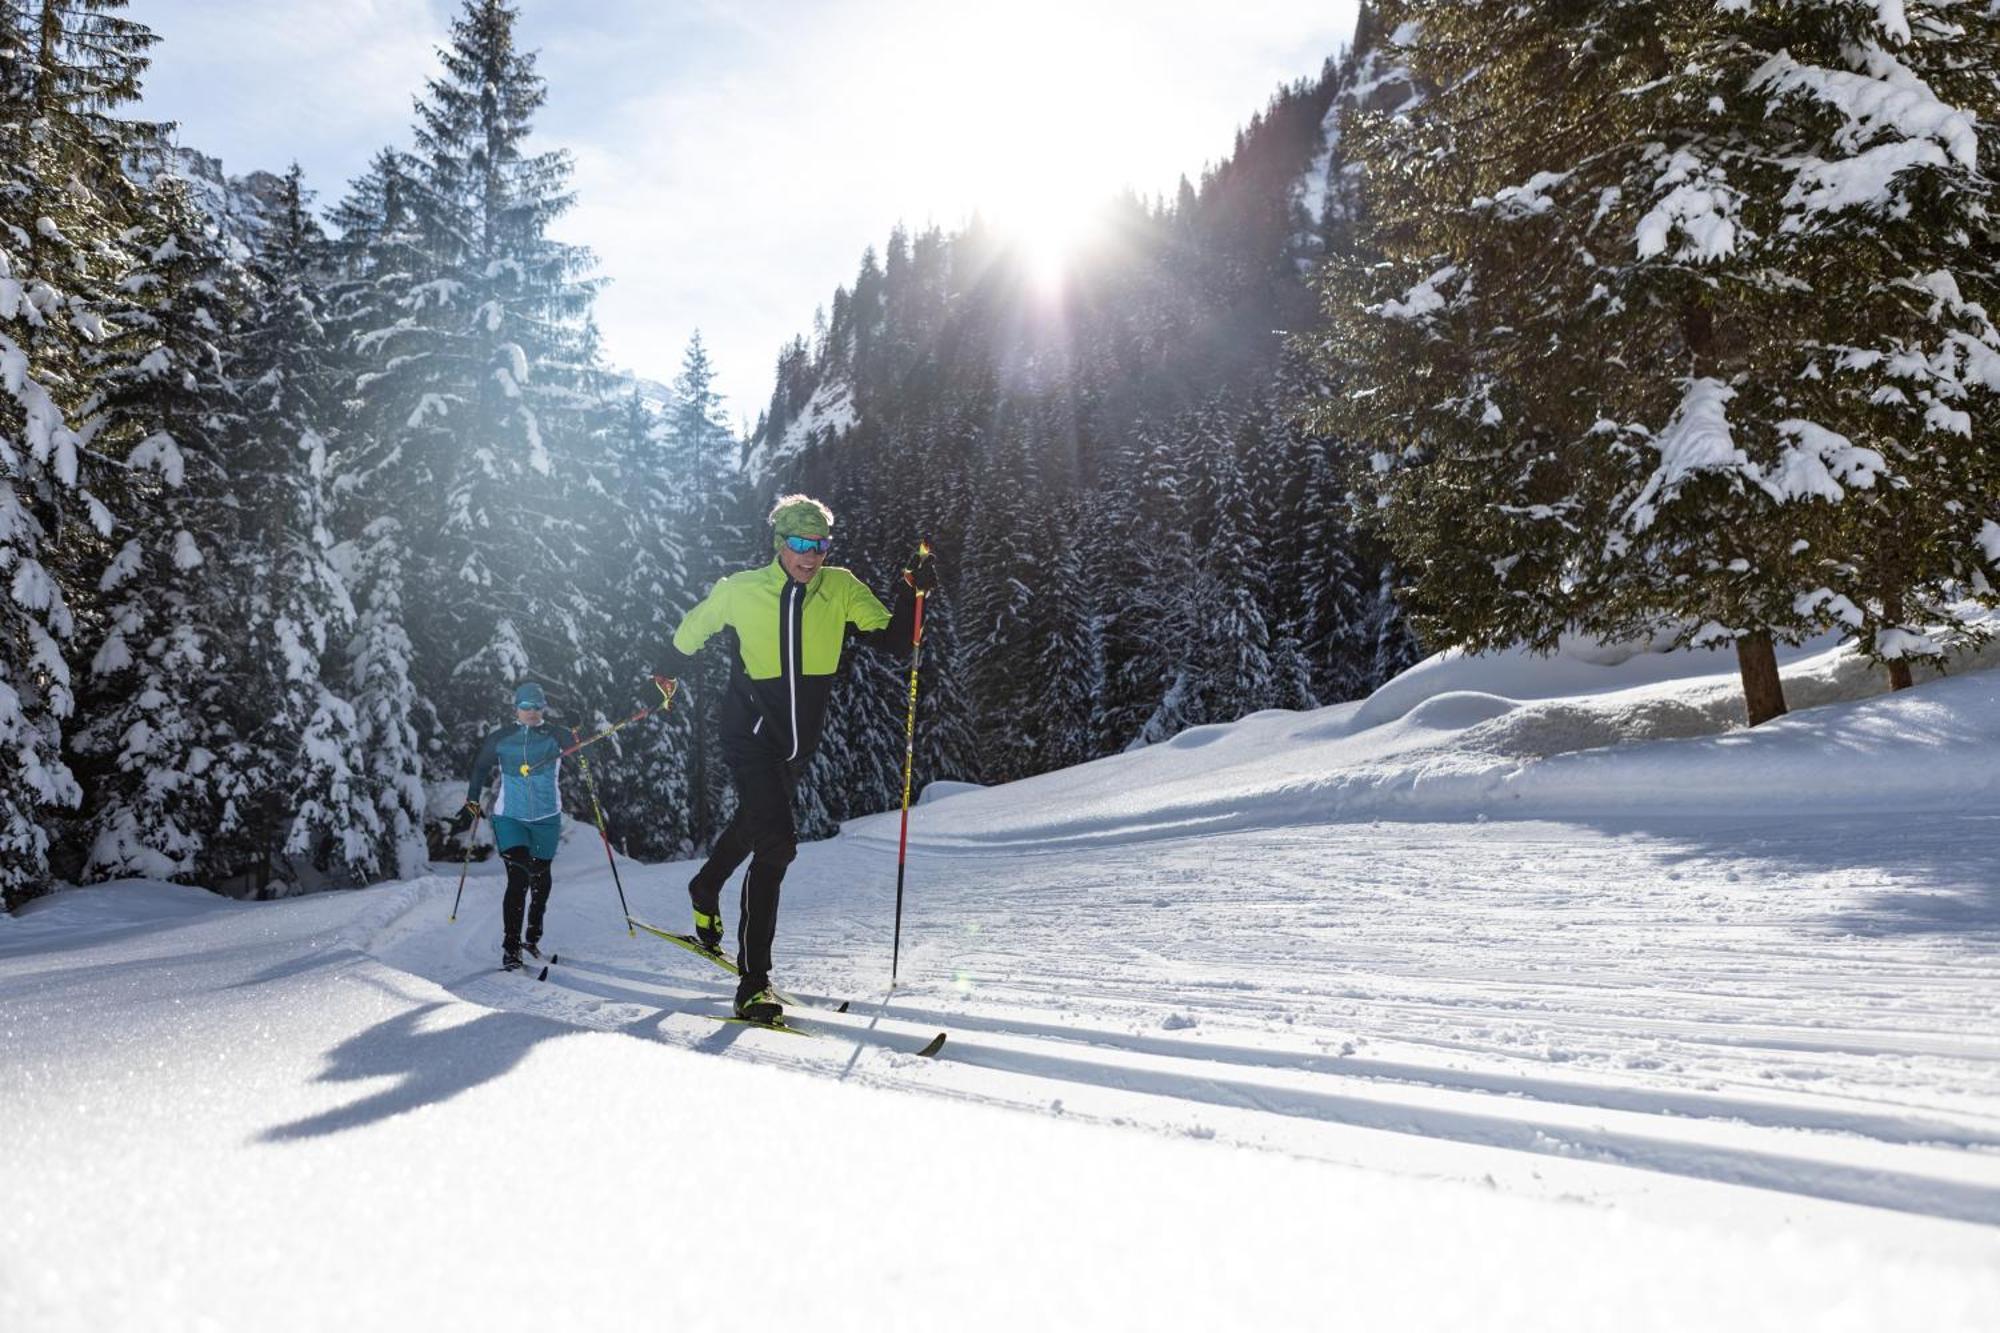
xmin=224 ymin=948 xmax=366 ymax=991
xmin=1571 ymin=812 xmax=2000 ymax=940
xmin=260 ymin=1000 xmax=571 ymax=1142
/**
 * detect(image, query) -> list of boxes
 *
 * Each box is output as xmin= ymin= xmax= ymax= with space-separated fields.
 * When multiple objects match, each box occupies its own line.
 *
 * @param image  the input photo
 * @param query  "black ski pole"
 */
xmin=891 ymin=541 xmax=932 ymax=989
xmin=516 ymin=675 xmax=676 ymax=777
xmin=449 ymin=811 xmax=482 ymax=922
xmin=572 ymin=727 xmax=636 ymax=936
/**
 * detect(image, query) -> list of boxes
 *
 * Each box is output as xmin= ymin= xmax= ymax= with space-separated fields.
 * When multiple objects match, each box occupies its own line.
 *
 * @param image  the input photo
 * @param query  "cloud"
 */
xmin=144 ymin=0 xmax=450 ymax=191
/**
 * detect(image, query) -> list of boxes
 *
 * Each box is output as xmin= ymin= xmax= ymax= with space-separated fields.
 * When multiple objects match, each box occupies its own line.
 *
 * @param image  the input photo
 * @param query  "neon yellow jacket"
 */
xmin=672 ymin=560 xmax=912 ymax=763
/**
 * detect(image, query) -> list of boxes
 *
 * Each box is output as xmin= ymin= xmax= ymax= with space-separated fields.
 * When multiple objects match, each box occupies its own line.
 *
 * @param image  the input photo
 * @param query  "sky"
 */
xmin=135 ymin=0 xmax=1363 ymax=426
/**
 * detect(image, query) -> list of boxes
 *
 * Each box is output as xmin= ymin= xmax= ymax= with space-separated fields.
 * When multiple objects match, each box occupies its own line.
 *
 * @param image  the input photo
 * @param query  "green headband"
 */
xmin=770 ymin=498 xmax=831 ymax=540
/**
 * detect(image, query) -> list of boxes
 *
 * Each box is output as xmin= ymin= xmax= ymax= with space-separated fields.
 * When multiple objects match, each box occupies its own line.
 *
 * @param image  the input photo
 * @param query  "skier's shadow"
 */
xmin=259 ymin=1000 xmax=568 ymax=1142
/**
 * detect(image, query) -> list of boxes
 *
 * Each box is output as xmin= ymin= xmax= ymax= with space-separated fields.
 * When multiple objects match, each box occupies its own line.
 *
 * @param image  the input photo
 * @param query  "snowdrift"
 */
xmin=862 ymin=632 xmax=2000 ymax=850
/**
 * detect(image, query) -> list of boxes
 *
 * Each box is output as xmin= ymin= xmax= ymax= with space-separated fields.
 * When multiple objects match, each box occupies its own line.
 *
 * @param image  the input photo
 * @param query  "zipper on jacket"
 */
xmin=782 ymin=582 xmax=803 ymax=759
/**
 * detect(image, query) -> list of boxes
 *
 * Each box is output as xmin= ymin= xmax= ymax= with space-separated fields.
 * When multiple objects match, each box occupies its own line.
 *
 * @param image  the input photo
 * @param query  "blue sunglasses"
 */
xmin=782 ymin=534 xmax=831 ymax=554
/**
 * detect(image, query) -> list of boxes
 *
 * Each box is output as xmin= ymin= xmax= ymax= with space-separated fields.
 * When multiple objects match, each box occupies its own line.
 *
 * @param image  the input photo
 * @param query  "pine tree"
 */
xmin=331 ymin=518 xmax=429 ymax=880
xmin=334 ymin=0 xmax=603 ymax=773
xmin=589 ymin=387 xmax=692 ymax=858
xmin=224 ymin=165 xmax=378 ymax=889
xmin=1307 ymin=1 xmax=2000 ymax=726
xmin=665 ymin=332 xmax=744 ymax=848
xmin=69 ymin=171 xmax=246 ymax=884
xmin=1023 ymin=500 xmax=1102 ymax=771
xmin=962 ymin=420 xmax=1046 ymax=778
xmin=1118 ymin=410 xmax=1209 ymax=748
xmin=0 ymin=1 xmax=169 ymax=903
xmin=1094 ymin=418 xmax=1193 ymax=750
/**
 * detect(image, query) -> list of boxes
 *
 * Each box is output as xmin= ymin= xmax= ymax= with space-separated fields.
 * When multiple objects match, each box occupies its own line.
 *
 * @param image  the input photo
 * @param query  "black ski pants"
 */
xmin=500 ymin=846 xmax=553 ymax=951
xmin=687 ymin=741 xmax=803 ymax=992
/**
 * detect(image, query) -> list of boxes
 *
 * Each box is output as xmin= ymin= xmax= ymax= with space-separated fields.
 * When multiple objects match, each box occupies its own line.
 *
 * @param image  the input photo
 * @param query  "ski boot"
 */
xmin=733 ymin=984 xmax=782 ymax=1023
xmin=691 ymin=901 xmax=725 ymax=953
xmin=501 ymin=945 xmax=524 ymax=972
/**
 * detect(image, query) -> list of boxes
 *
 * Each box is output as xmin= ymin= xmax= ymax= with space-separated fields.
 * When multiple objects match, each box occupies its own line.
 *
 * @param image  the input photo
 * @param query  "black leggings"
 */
xmin=687 ymin=744 xmax=803 ymax=990
xmin=500 ymin=846 xmax=553 ymax=949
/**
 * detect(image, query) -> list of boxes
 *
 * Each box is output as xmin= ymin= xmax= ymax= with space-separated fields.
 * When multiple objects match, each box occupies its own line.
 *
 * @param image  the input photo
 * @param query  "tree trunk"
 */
xmin=1736 ymin=632 xmax=1788 ymax=727
xmin=1882 ymin=584 xmax=1914 ymax=691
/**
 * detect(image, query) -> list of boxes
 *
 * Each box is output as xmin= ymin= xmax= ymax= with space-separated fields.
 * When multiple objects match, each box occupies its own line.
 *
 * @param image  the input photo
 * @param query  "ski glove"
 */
xmin=448 ymin=801 xmax=481 ymax=835
xmin=903 ymin=560 xmax=937 ymax=594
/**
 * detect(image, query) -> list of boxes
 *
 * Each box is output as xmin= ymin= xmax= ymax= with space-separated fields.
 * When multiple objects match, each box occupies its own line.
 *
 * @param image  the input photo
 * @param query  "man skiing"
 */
xmin=451 ymin=682 xmax=565 ymax=971
xmin=663 ymin=494 xmax=931 ymax=1021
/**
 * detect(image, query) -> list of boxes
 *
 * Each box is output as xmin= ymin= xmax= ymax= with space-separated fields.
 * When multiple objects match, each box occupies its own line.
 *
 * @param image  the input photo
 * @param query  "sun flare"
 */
xmin=1007 ymin=193 xmax=1108 ymax=295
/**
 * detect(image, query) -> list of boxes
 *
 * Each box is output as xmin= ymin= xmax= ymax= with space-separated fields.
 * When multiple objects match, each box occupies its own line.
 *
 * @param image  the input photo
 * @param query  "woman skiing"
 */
xmin=451 ymin=681 xmax=565 ymax=970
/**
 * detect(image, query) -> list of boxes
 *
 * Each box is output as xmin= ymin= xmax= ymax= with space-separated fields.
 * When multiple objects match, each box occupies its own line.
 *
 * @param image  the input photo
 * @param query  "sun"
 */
xmin=1008 ymin=192 xmax=1108 ymax=297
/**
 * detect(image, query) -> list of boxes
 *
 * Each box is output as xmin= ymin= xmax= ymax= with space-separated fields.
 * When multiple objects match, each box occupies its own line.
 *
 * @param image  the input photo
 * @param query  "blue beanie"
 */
xmin=514 ymin=681 xmax=548 ymax=710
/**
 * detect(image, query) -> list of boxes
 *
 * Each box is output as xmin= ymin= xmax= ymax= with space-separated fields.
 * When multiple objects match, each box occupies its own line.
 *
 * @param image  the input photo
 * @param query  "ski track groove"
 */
xmin=376 ymin=813 xmax=2000 ymax=1230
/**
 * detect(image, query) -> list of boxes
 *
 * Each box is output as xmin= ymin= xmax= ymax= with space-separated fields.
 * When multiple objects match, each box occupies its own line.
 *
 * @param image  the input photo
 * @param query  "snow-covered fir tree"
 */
xmin=1308 ymin=1 xmax=2000 ymax=725
xmin=330 ymin=517 xmax=430 ymax=881
xmin=0 ymin=1 xmax=161 ymax=903
xmin=1021 ymin=500 xmax=1104 ymax=772
xmin=962 ymin=422 xmax=1049 ymax=778
xmin=1095 ymin=417 xmax=1198 ymax=751
xmin=0 ymin=0 xmax=201 ymax=896
xmin=70 ymin=171 xmax=246 ymax=884
xmin=585 ymin=386 xmax=694 ymax=858
xmin=336 ymin=0 xmax=602 ymax=772
xmin=664 ymin=332 xmax=747 ymax=849
xmin=223 ymin=165 xmax=378 ymax=888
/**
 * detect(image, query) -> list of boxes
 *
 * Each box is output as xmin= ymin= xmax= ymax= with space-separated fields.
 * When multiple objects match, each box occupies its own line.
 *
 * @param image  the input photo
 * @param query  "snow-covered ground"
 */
xmin=6 ymin=637 xmax=1999 ymax=1330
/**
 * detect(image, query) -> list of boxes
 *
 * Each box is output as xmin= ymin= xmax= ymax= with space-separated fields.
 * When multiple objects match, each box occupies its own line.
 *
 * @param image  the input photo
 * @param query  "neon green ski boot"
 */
xmin=691 ymin=905 xmax=724 ymax=953
xmin=733 ymin=985 xmax=782 ymax=1022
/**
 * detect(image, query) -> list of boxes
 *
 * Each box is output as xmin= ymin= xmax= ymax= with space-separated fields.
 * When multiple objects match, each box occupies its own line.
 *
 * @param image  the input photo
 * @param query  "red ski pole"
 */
xmin=891 ymin=542 xmax=931 ymax=988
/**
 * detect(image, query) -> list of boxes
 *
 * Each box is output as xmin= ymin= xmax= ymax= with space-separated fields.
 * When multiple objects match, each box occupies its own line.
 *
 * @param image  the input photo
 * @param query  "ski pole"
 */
xmin=449 ymin=811 xmax=482 ymax=922
xmin=516 ymin=675 xmax=676 ymax=776
xmin=891 ymin=541 xmax=932 ymax=989
xmin=572 ymin=726 xmax=636 ymax=936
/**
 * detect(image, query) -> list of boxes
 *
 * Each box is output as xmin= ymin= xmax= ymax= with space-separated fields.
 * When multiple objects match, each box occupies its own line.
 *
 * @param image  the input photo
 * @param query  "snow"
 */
xmin=1292 ymin=88 xmax=1344 ymax=231
xmin=405 ymin=393 xmax=449 ymax=429
xmin=1374 ymin=263 xmax=1457 ymax=321
xmin=6 ymin=639 xmax=2000 ymax=1328
xmin=1750 ymin=46 xmax=1978 ymax=175
xmin=1750 ymin=42 xmax=1981 ymax=227
xmin=1625 ymin=376 xmax=1741 ymax=530
xmin=1876 ymin=0 xmax=1910 ymax=43
xmin=1634 ymin=150 xmax=1740 ymax=262
xmin=9 ymin=558 xmax=56 ymax=612
xmin=522 ymin=406 xmax=551 ymax=476
xmin=126 ymin=431 xmax=186 ymax=487
xmin=747 ymin=376 xmax=858 ymax=474
xmin=1475 ymin=169 xmax=1569 ymax=218
xmin=1769 ymin=418 xmax=1883 ymax=501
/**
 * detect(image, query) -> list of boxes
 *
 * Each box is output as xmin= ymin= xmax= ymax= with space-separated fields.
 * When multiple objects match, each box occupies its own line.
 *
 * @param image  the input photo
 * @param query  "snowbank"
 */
xmin=859 ymin=632 xmax=2000 ymax=850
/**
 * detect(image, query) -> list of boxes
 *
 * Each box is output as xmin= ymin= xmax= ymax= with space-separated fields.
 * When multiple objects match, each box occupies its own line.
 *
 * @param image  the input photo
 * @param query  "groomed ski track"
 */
xmin=381 ymin=816 xmax=2000 ymax=1235
xmin=9 ymin=642 xmax=2000 ymax=1328
xmin=9 ymin=818 xmax=1998 ymax=1326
